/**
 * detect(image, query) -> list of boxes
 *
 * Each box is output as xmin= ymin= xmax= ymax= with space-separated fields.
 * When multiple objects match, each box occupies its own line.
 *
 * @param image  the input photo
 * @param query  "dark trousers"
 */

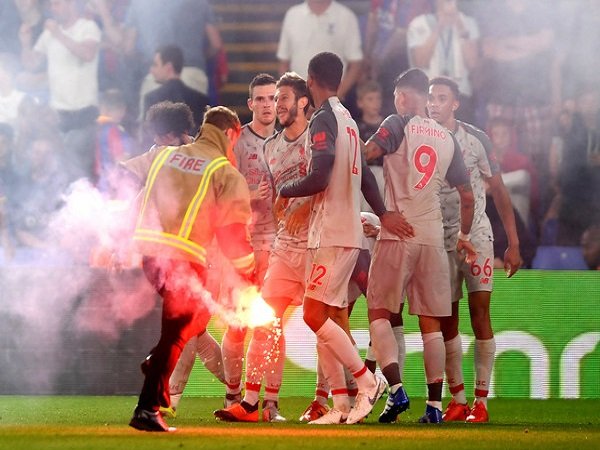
xmin=138 ymin=256 xmax=211 ymax=411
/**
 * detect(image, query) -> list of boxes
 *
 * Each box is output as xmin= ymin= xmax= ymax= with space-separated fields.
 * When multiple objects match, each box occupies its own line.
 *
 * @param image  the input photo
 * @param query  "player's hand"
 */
xmin=254 ymin=176 xmax=271 ymax=201
xmin=45 ymin=19 xmax=60 ymax=37
xmin=457 ymin=238 xmax=477 ymax=265
xmin=285 ymin=201 xmax=310 ymax=235
xmin=380 ymin=211 xmax=414 ymax=240
xmin=503 ymin=245 xmax=522 ymax=278
xmin=362 ymin=219 xmax=380 ymax=238
xmin=273 ymin=194 xmax=289 ymax=223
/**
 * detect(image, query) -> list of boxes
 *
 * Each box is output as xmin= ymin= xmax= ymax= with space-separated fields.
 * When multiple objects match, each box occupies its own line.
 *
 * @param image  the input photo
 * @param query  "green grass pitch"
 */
xmin=1 ymin=396 xmax=599 ymax=450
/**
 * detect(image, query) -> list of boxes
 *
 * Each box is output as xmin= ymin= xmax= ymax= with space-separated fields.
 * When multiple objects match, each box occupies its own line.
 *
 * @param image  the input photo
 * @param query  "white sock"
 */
xmin=474 ymin=338 xmax=496 ymax=406
xmin=445 ymin=335 xmax=467 ymax=404
xmin=315 ymin=318 xmax=374 ymax=391
xmin=422 ymin=332 xmax=445 ymax=385
xmin=169 ymin=335 xmax=197 ymax=408
xmin=370 ymin=318 xmax=398 ymax=371
xmin=196 ymin=331 xmax=224 ymax=383
xmin=315 ymin=351 xmax=330 ymax=405
xmin=242 ymin=328 xmax=269 ymax=405
xmin=221 ymin=328 xmax=246 ymax=395
xmin=392 ymin=326 xmax=406 ymax=378
xmin=265 ymin=331 xmax=285 ymax=403
xmin=318 ymin=341 xmax=350 ymax=413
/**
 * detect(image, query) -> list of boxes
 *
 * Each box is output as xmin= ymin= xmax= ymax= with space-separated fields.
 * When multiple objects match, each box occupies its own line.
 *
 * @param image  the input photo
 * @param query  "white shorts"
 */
xmin=262 ymin=248 xmax=306 ymax=306
xmin=305 ymin=247 xmax=359 ymax=308
xmin=368 ymin=240 xmax=451 ymax=317
xmin=448 ymin=237 xmax=494 ymax=302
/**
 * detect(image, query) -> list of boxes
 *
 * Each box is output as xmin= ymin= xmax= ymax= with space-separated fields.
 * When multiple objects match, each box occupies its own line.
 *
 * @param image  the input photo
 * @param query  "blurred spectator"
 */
xmin=480 ymin=0 xmax=558 ymax=163
xmin=143 ymin=45 xmax=209 ymax=135
xmin=485 ymin=194 xmax=536 ymax=269
xmin=123 ymin=0 xmax=223 ymax=107
xmin=556 ymin=0 xmax=600 ymax=101
xmin=542 ymin=85 xmax=600 ymax=246
xmin=356 ymin=79 xmax=384 ymax=143
xmin=355 ymin=80 xmax=384 ymax=212
xmin=581 ymin=224 xmax=600 ymax=270
xmin=0 ymin=0 xmax=21 ymax=54
xmin=0 ymin=123 xmax=15 ymax=261
xmin=95 ymin=88 xmax=134 ymax=195
xmin=19 ymin=0 xmax=102 ymax=182
xmin=11 ymin=132 xmax=68 ymax=250
xmin=407 ymin=0 xmax=479 ymax=123
xmin=13 ymin=96 xmax=60 ymax=175
xmin=0 ymin=53 xmax=28 ymax=127
xmin=363 ymin=0 xmax=430 ymax=115
xmin=13 ymin=0 xmax=49 ymax=102
xmin=488 ymin=116 xmax=539 ymax=225
xmin=85 ymin=0 xmax=138 ymax=129
xmin=277 ymin=0 xmax=363 ymax=103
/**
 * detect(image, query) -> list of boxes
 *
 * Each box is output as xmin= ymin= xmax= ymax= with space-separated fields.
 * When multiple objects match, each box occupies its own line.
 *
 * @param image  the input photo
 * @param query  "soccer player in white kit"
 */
xmin=214 ymin=71 xmax=311 ymax=423
xmin=221 ymin=73 xmax=278 ymax=408
xmin=427 ymin=76 xmax=521 ymax=423
xmin=274 ymin=52 xmax=388 ymax=425
xmin=365 ymin=68 xmax=476 ymax=424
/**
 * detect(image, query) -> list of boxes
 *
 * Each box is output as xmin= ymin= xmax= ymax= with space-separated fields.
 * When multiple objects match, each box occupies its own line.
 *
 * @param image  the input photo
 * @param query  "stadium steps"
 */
xmin=212 ymin=0 xmax=366 ymax=122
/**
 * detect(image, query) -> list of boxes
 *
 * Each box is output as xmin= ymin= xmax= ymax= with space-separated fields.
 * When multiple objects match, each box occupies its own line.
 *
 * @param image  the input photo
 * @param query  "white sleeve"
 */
xmin=406 ymin=15 xmax=431 ymax=50
xmin=276 ymin=10 xmax=292 ymax=61
xmin=342 ymin=9 xmax=363 ymax=62
xmin=33 ymin=29 xmax=50 ymax=55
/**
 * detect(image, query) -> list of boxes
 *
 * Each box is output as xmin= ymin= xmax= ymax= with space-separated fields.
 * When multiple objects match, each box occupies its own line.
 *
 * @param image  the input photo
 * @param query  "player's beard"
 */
xmin=279 ymin=103 xmax=298 ymax=128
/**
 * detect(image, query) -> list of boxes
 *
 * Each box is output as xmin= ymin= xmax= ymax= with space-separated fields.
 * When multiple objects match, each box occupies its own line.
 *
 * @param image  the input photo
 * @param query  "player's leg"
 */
xmin=309 ymin=341 xmax=350 ymax=424
xmin=221 ymin=325 xmax=247 ymax=407
xmin=367 ymin=241 xmax=409 ymax=423
xmin=299 ymin=350 xmax=331 ymax=422
xmin=417 ymin=315 xmax=445 ymax=424
xmin=196 ymin=330 xmax=225 ymax=383
xmin=163 ymin=335 xmax=198 ymax=418
xmin=410 ymin=245 xmax=452 ymax=424
xmin=467 ymin=290 xmax=494 ymax=423
xmin=303 ymin=248 xmax=383 ymax=425
xmin=440 ymin=250 xmax=470 ymax=420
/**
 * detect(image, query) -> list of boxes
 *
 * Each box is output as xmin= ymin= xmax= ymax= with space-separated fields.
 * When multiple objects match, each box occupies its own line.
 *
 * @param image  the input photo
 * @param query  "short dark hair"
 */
xmin=429 ymin=76 xmax=460 ymax=99
xmin=277 ymin=72 xmax=309 ymax=113
xmin=308 ymin=52 xmax=343 ymax=92
xmin=156 ymin=44 xmax=184 ymax=74
xmin=394 ymin=68 xmax=429 ymax=95
xmin=249 ymin=73 xmax=277 ymax=98
xmin=146 ymin=101 xmax=194 ymax=136
xmin=202 ymin=105 xmax=241 ymax=134
xmin=356 ymin=79 xmax=382 ymax=100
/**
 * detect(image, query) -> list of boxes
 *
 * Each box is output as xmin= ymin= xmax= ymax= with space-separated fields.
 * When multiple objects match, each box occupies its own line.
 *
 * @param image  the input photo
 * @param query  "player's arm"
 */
xmin=360 ymin=151 xmax=414 ymax=239
xmin=278 ymin=111 xmax=337 ymax=198
xmin=487 ymin=174 xmax=521 ymax=276
xmin=474 ymin=128 xmax=522 ymax=276
xmin=364 ymin=114 xmax=407 ymax=161
xmin=446 ymin=137 xmax=476 ymax=263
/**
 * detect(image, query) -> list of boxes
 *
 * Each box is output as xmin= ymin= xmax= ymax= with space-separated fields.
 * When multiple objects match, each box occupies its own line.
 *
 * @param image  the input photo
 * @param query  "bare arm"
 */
xmin=45 ymin=20 xmax=99 ymax=62
xmin=364 ymin=140 xmax=385 ymax=162
xmin=456 ymin=181 xmax=477 ymax=263
xmin=278 ymin=60 xmax=290 ymax=76
xmin=487 ymin=173 xmax=521 ymax=277
xmin=205 ymin=23 xmax=223 ymax=59
xmin=338 ymin=60 xmax=363 ymax=101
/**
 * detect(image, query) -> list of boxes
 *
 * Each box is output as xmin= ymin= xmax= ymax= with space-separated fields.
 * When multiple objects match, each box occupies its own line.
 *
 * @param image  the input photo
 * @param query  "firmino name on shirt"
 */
xmin=410 ymin=123 xmax=447 ymax=139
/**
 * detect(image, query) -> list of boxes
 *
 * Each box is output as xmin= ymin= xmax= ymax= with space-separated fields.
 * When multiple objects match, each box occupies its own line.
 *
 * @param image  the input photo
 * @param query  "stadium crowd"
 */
xmin=0 ymin=0 xmax=599 ymax=433
xmin=0 ymin=0 xmax=598 ymax=268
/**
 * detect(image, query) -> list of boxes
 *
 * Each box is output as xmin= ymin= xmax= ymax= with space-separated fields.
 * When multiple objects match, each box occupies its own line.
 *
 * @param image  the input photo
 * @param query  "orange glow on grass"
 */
xmin=234 ymin=286 xmax=276 ymax=328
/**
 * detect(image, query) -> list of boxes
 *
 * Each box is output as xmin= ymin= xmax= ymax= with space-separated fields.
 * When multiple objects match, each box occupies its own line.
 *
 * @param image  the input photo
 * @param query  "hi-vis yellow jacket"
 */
xmin=122 ymin=123 xmax=254 ymax=276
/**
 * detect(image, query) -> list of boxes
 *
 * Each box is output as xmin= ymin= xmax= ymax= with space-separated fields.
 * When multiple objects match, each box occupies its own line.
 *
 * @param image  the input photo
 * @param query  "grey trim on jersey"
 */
xmin=458 ymin=120 xmax=501 ymax=176
xmin=445 ymin=132 xmax=470 ymax=188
